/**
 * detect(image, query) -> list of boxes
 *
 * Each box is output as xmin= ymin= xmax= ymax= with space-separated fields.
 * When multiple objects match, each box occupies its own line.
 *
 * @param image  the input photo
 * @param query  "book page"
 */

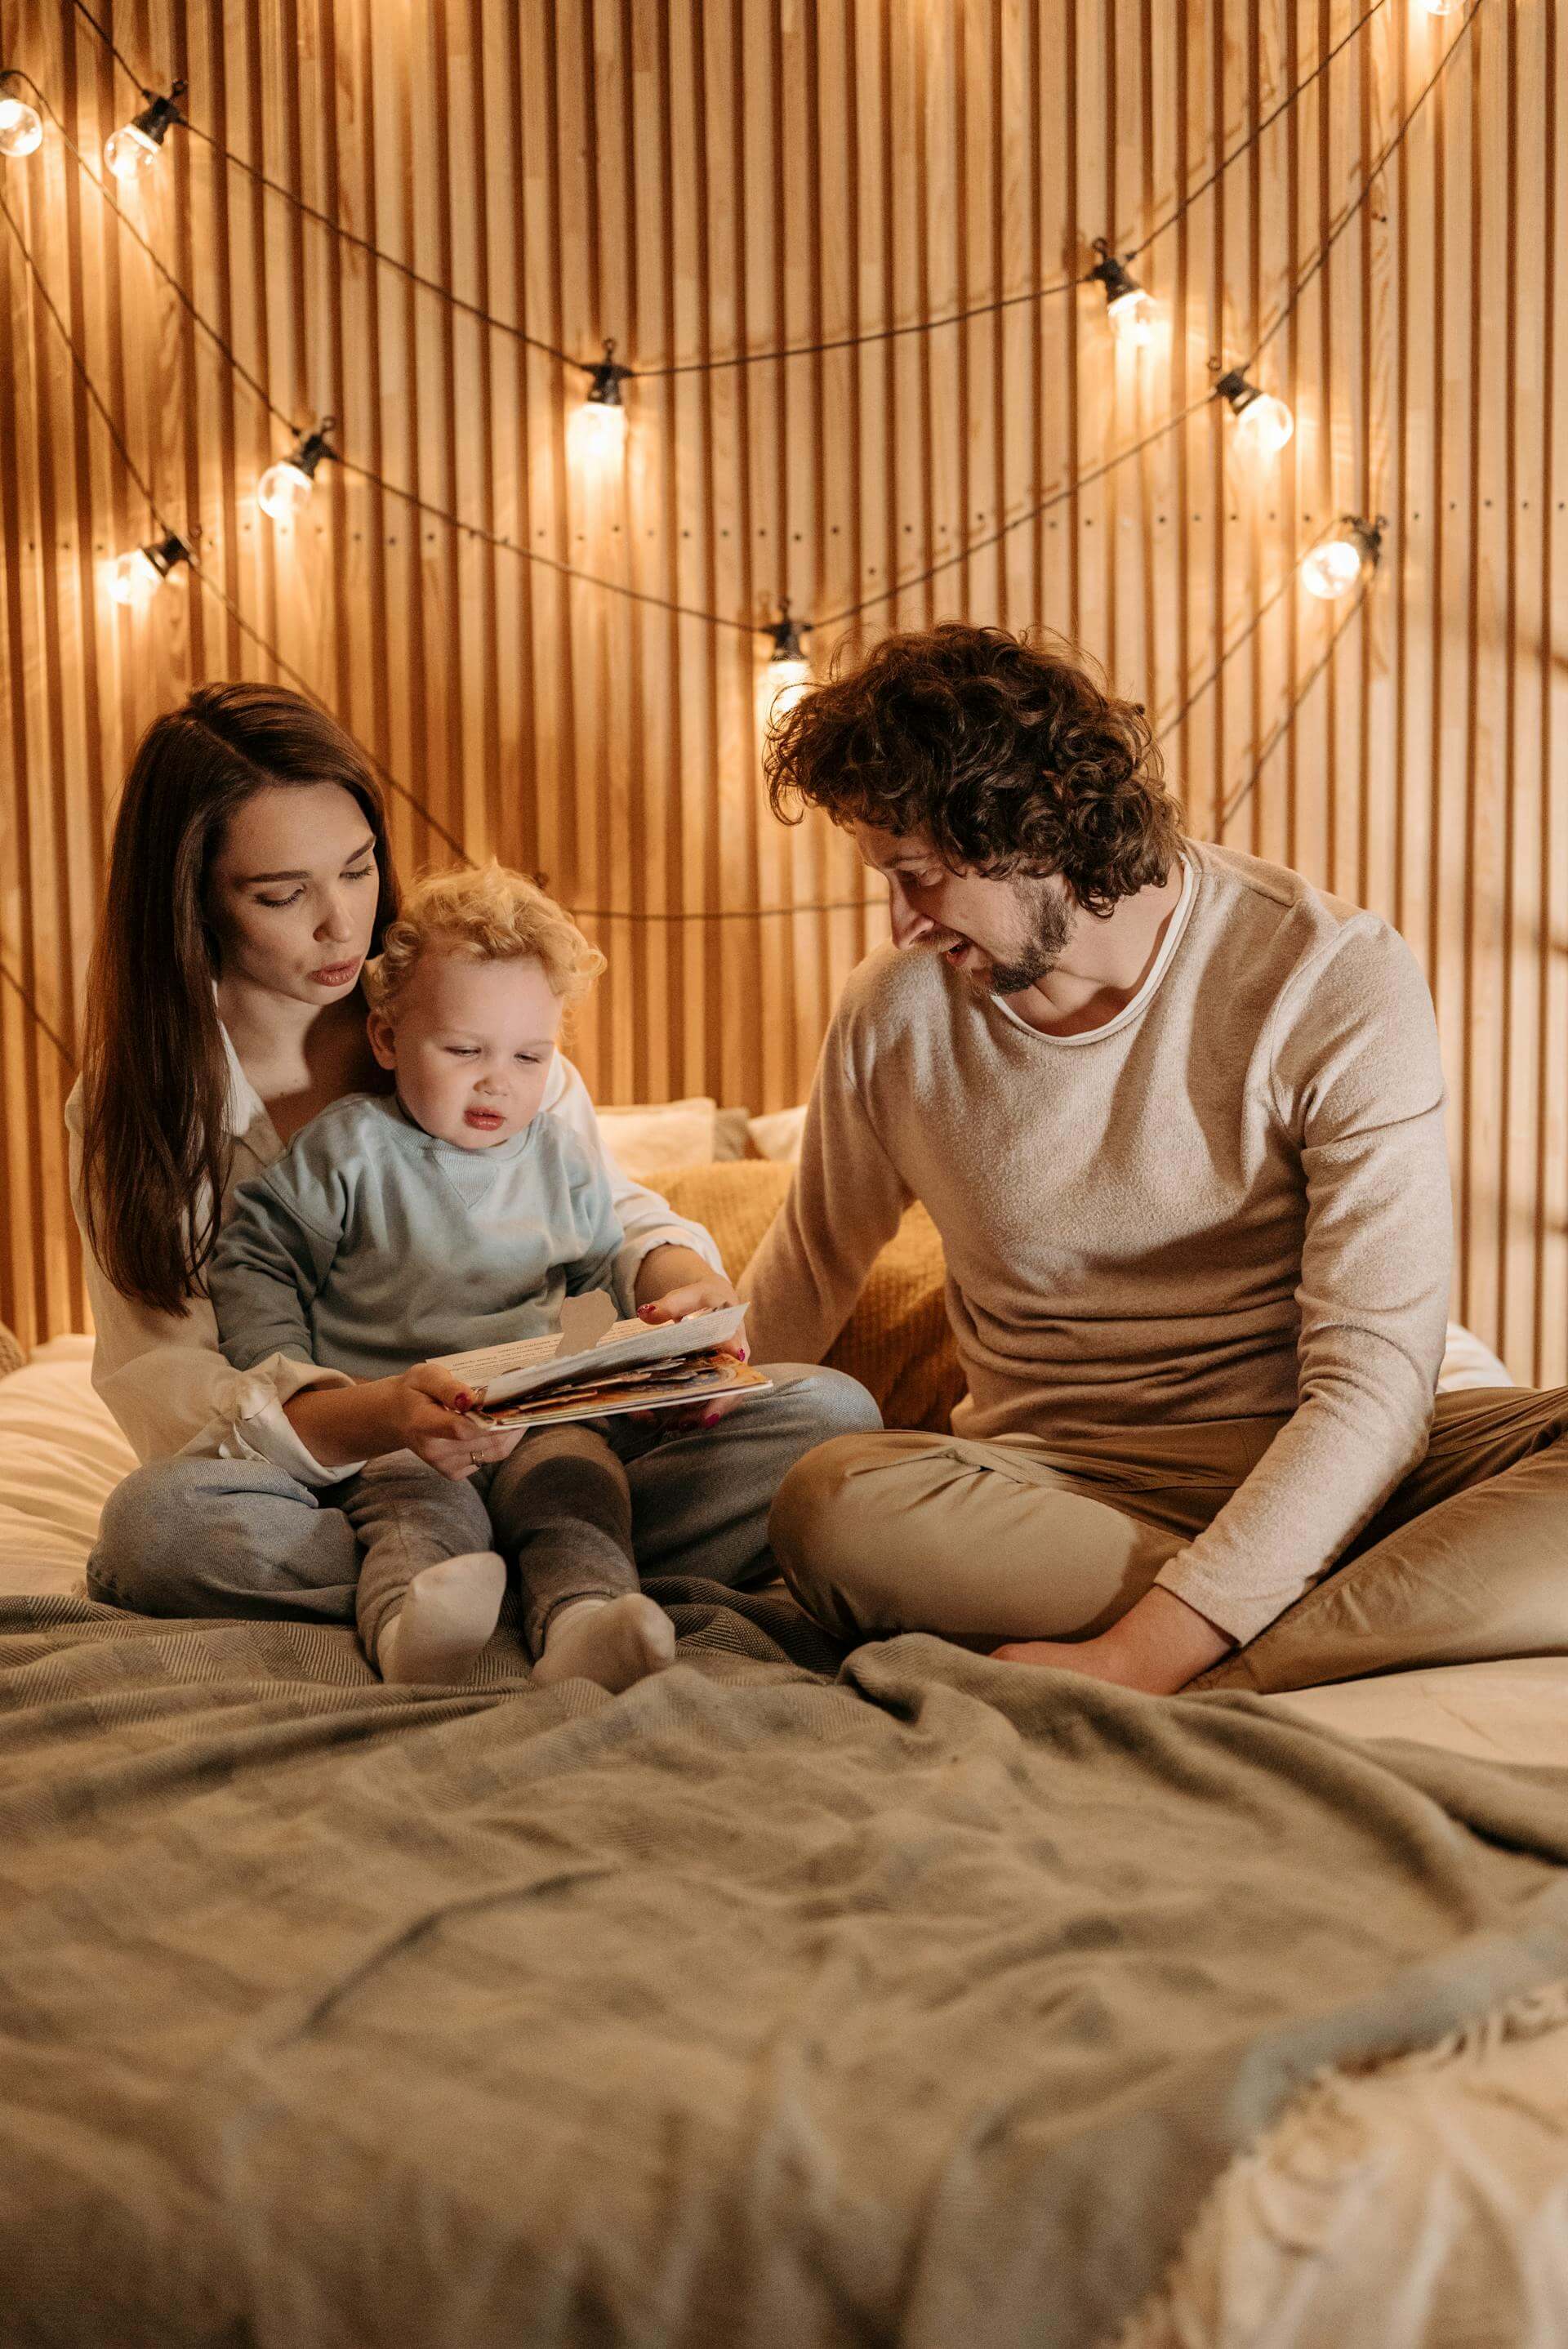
xmin=476 ymin=1359 xmax=772 ymax=1429
xmin=431 ymin=1304 xmax=747 ymax=1407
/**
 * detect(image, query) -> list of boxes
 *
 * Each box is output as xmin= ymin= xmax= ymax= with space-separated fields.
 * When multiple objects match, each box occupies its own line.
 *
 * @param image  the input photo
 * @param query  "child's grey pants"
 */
xmin=345 ymin=1423 xmax=637 ymax=1660
xmin=87 ymin=1366 xmax=883 ymax=1655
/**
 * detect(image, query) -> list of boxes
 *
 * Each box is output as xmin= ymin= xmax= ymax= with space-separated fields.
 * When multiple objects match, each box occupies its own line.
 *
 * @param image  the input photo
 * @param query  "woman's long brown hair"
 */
xmin=78 ymin=683 xmax=399 ymax=1314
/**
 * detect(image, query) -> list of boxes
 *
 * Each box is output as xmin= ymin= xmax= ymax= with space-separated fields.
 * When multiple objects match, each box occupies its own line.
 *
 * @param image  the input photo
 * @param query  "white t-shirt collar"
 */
xmin=990 ymin=854 xmax=1196 ymax=1047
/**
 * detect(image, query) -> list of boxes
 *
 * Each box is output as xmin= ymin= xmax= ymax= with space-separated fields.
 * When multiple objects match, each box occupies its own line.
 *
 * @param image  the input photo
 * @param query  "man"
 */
xmin=741 ymin=622 xmax=1568 ymax=1694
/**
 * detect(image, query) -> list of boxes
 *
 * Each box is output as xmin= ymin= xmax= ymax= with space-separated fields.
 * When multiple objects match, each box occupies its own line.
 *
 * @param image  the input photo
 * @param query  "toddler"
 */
xmin=208 ymin=862 xmax=679 ymax=1692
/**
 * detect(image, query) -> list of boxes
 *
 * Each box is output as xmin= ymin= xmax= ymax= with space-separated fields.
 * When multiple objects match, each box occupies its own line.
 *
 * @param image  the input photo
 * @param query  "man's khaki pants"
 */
xmin=767 ymin=1386 xmax=1568 ymax=1692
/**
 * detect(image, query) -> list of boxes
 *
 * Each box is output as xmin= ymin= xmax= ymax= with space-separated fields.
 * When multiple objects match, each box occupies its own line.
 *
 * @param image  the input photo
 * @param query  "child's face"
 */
xmin=368 ymin=950 xmax=564 ymax=1149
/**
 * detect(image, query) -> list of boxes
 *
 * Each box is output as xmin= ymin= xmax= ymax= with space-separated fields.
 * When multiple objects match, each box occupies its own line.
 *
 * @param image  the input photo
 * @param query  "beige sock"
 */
xmin=532 ymin=1592 xmax=676 ymax=1695
xmin=376 ymin=1552 xmax=507 ymax=1686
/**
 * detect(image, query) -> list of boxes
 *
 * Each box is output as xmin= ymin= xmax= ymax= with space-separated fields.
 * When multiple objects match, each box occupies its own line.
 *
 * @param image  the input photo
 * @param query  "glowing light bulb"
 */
xmin=1233 ymin=391 xmax=1294 ymax=455
xmin=760 ymin=604 xmax=813 ymax=728
xmin=107 ymin=549 xmax=159 ymax=604
xmin=1301 ymin=516 xmax=1383 ymax=601
xmin=571 ymin=397 xmax=628 ymax=459
xmin=1090 ymin=242 xmax=1157 ymax=347
xmin=0 ymin=95 xmax=43 ymax=158
xmin=107 ymin=533 xmax=189 ymax=605
xmin=1215 ymin=369 xmax=1295 ymax=458
xmin=1423 ymin=0 xmax=1463 ymax=15
xmin=105 ymin=121 xmax=158 ymax=179
xmin=104 ymin=86 xmax=183 ymax=181
xmin=256 ymin=421 xmax=336 ymax=524
xmin=570 ymin=340 xmax=630 ymax=468
xmin=1107 ymin=285 xmax=1156 ymax=346
xmin=765 ymin=660 xmax=811 ymax=723
xmin=257 ymin=460 xmax=312 ymax=521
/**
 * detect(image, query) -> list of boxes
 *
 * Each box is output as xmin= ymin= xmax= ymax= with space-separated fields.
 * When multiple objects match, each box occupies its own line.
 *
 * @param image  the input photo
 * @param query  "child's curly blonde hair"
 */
xmin=363 ymin=860 xmax=606 ymax=1014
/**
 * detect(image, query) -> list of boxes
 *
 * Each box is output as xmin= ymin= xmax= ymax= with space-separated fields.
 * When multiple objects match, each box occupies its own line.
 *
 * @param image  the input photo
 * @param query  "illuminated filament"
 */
xmin=1090 ymin=241 xmax=1157 ymax=347
xmin=761 ymin=603 xmax=813 ymax=725
xmin=0 ymin=91 xmax=43 ymax=159
xmin=1300 ymin=515 xmax=1384 ymax=601
xmin=258 ymin=420 xmax=338 ymax=523
xmin=1214 ymin=368 xmax=1294 ymax=457
xmin=108 ymin=532 xmax=189 ymax=605
xmin=105 ymin=84 xmax=184 ymax=182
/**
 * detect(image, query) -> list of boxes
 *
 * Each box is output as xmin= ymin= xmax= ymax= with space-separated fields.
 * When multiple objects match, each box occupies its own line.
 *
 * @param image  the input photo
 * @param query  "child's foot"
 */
xmin=532 ymin=1593 xmax=676 ymax=1694
xmin=376 ymin=1551 xmax=507 ymax=1685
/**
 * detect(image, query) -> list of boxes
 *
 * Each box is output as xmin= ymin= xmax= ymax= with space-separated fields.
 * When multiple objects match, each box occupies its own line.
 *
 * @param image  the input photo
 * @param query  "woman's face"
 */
xmin=206 ymin=782 xmax=382 ymax=1006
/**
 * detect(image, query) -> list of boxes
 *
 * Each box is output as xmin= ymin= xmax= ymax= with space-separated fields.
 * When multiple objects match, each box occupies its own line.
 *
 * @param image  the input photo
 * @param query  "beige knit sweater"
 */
xmin=740 ymin=840 xmax=1453 ymax=1644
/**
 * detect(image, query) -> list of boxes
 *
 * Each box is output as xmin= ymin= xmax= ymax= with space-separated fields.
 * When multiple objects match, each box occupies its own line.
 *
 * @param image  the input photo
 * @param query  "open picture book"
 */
xmin=429 ymin=1294 xmax=772 ymax=1430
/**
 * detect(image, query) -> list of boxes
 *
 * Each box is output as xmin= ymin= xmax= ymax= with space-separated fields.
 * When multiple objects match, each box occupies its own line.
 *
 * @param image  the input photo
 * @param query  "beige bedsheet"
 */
xmin=1269 ymin=1656 xmax=1568 ymax=1767
xmin=1115 ymin=1665 xmax=1568 ymax=2349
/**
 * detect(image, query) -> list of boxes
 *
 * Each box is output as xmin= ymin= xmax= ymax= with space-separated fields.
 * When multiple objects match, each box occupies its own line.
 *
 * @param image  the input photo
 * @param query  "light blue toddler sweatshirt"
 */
xmin=209 ymin=1091 xmax=624 ymax=1383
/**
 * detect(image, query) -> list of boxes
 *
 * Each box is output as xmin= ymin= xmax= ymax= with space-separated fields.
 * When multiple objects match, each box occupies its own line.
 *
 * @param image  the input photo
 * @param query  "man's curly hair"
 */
xmin=765 ymin=623 xmax=1183 ymax=916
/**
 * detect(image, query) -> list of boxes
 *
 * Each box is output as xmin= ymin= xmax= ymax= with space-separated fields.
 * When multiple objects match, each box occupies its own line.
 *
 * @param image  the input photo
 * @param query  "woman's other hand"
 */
xmin=395 ymin=1363 xmax=526 ymax=1480
xmin=633 ymin=1261 xmax=751 ymax=1430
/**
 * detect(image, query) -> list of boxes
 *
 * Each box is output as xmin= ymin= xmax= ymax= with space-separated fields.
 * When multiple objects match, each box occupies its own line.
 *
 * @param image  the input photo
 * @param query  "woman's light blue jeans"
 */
xmin=87 ymin=1366 xmax=882 ymax=1643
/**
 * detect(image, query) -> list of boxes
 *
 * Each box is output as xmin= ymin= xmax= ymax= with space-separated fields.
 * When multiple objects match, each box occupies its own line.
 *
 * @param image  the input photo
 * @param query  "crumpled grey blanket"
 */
xmin=3 ymin=1581 xmax=1568 ymax=2349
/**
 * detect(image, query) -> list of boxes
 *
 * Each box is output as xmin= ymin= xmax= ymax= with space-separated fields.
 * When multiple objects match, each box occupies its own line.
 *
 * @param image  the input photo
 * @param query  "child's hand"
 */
xmin=394 ymin=1363 xmax=524 ymax=1481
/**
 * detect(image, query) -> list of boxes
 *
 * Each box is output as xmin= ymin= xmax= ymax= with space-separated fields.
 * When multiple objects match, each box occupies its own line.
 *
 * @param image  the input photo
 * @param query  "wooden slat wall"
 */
xmin=2 ymin=0 xmax=1565 ymax=1380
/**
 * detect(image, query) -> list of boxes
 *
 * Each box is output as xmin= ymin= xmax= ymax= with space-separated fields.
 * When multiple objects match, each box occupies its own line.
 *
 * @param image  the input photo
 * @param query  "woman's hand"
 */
xmin=631 ymin=1247 xmax=751 ymax=1430
xmin=285 ymin=1366 xmax=523 ymax=1481
xmin=636 ymin=1275 xmax=748 ymax=1358
xmin=393 ymin=1364 xmax=527 ymax=1481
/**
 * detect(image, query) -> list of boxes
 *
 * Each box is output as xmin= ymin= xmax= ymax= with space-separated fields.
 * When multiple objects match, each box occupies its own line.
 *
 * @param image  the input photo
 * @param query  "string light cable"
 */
xmin=0 ymin=14 xmax=1402 ymax=937
xmin=0 ymin=146 xmax=1387 ymax=1062
xmin=0 ymin=74 xmax=756 ymax=637
xmin=1242 ymin=3 xmax=1481 ymax=379
xmin=0 ymin=155 xmax=1392 ymax=903
xmin=7 ymin=3 xmax=1477 ymax=641
xmin=1218 ymin=572 xmax=1377 ymax=831
xmin=60 ymin=0 xmax=582 ymax=372
xmin=61 ymin=0 xmax=1400 ymax=379
xmin=818 ymin=0 xmax=1477 ymax=629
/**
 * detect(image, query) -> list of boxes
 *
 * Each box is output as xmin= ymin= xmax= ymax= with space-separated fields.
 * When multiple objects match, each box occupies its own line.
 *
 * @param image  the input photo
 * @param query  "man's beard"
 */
xmin=948 ymin=878 xmax=1075 ymax=996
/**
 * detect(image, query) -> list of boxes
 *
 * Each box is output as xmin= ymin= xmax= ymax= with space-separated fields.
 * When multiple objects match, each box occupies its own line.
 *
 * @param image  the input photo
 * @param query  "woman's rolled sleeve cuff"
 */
xmin=182 ymin=1357 xmax=364 ymax=1490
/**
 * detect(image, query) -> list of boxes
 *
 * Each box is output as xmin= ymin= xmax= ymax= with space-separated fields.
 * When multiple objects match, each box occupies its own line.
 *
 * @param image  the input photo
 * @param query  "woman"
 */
xmin=69 ymin=681 xmax=879 ymax=1630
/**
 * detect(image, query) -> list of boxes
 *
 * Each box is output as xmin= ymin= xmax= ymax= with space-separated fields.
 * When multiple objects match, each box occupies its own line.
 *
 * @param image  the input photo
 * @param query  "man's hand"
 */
xmin=991 ymin=1585 xmax=1233 ymax=1695
xmin=632 ymin=1246 xmax=750 ymax=1429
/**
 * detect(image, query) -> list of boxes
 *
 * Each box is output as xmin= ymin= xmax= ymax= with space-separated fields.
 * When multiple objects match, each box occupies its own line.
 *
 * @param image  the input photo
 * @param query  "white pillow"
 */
xmin=0 ymin=1338 xmax=136 ymax=1596
xmin=747 ymin=1104 xmax=808 ymax=1163
xmin=1437 ymin=1322 xmax=1512 ymax=1393
xmin=595 ymin=1096 xmax=719 ymax=1179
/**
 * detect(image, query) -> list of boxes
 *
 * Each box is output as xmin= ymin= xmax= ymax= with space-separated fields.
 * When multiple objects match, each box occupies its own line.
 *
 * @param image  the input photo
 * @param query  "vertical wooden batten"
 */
xmin=1 ymin=0 xmax=1562 ymax=1388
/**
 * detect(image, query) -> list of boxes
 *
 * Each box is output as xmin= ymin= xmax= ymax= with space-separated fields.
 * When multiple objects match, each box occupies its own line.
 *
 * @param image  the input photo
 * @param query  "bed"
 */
xmin=3 ymin=1192 xmax=1566 ymax=2347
